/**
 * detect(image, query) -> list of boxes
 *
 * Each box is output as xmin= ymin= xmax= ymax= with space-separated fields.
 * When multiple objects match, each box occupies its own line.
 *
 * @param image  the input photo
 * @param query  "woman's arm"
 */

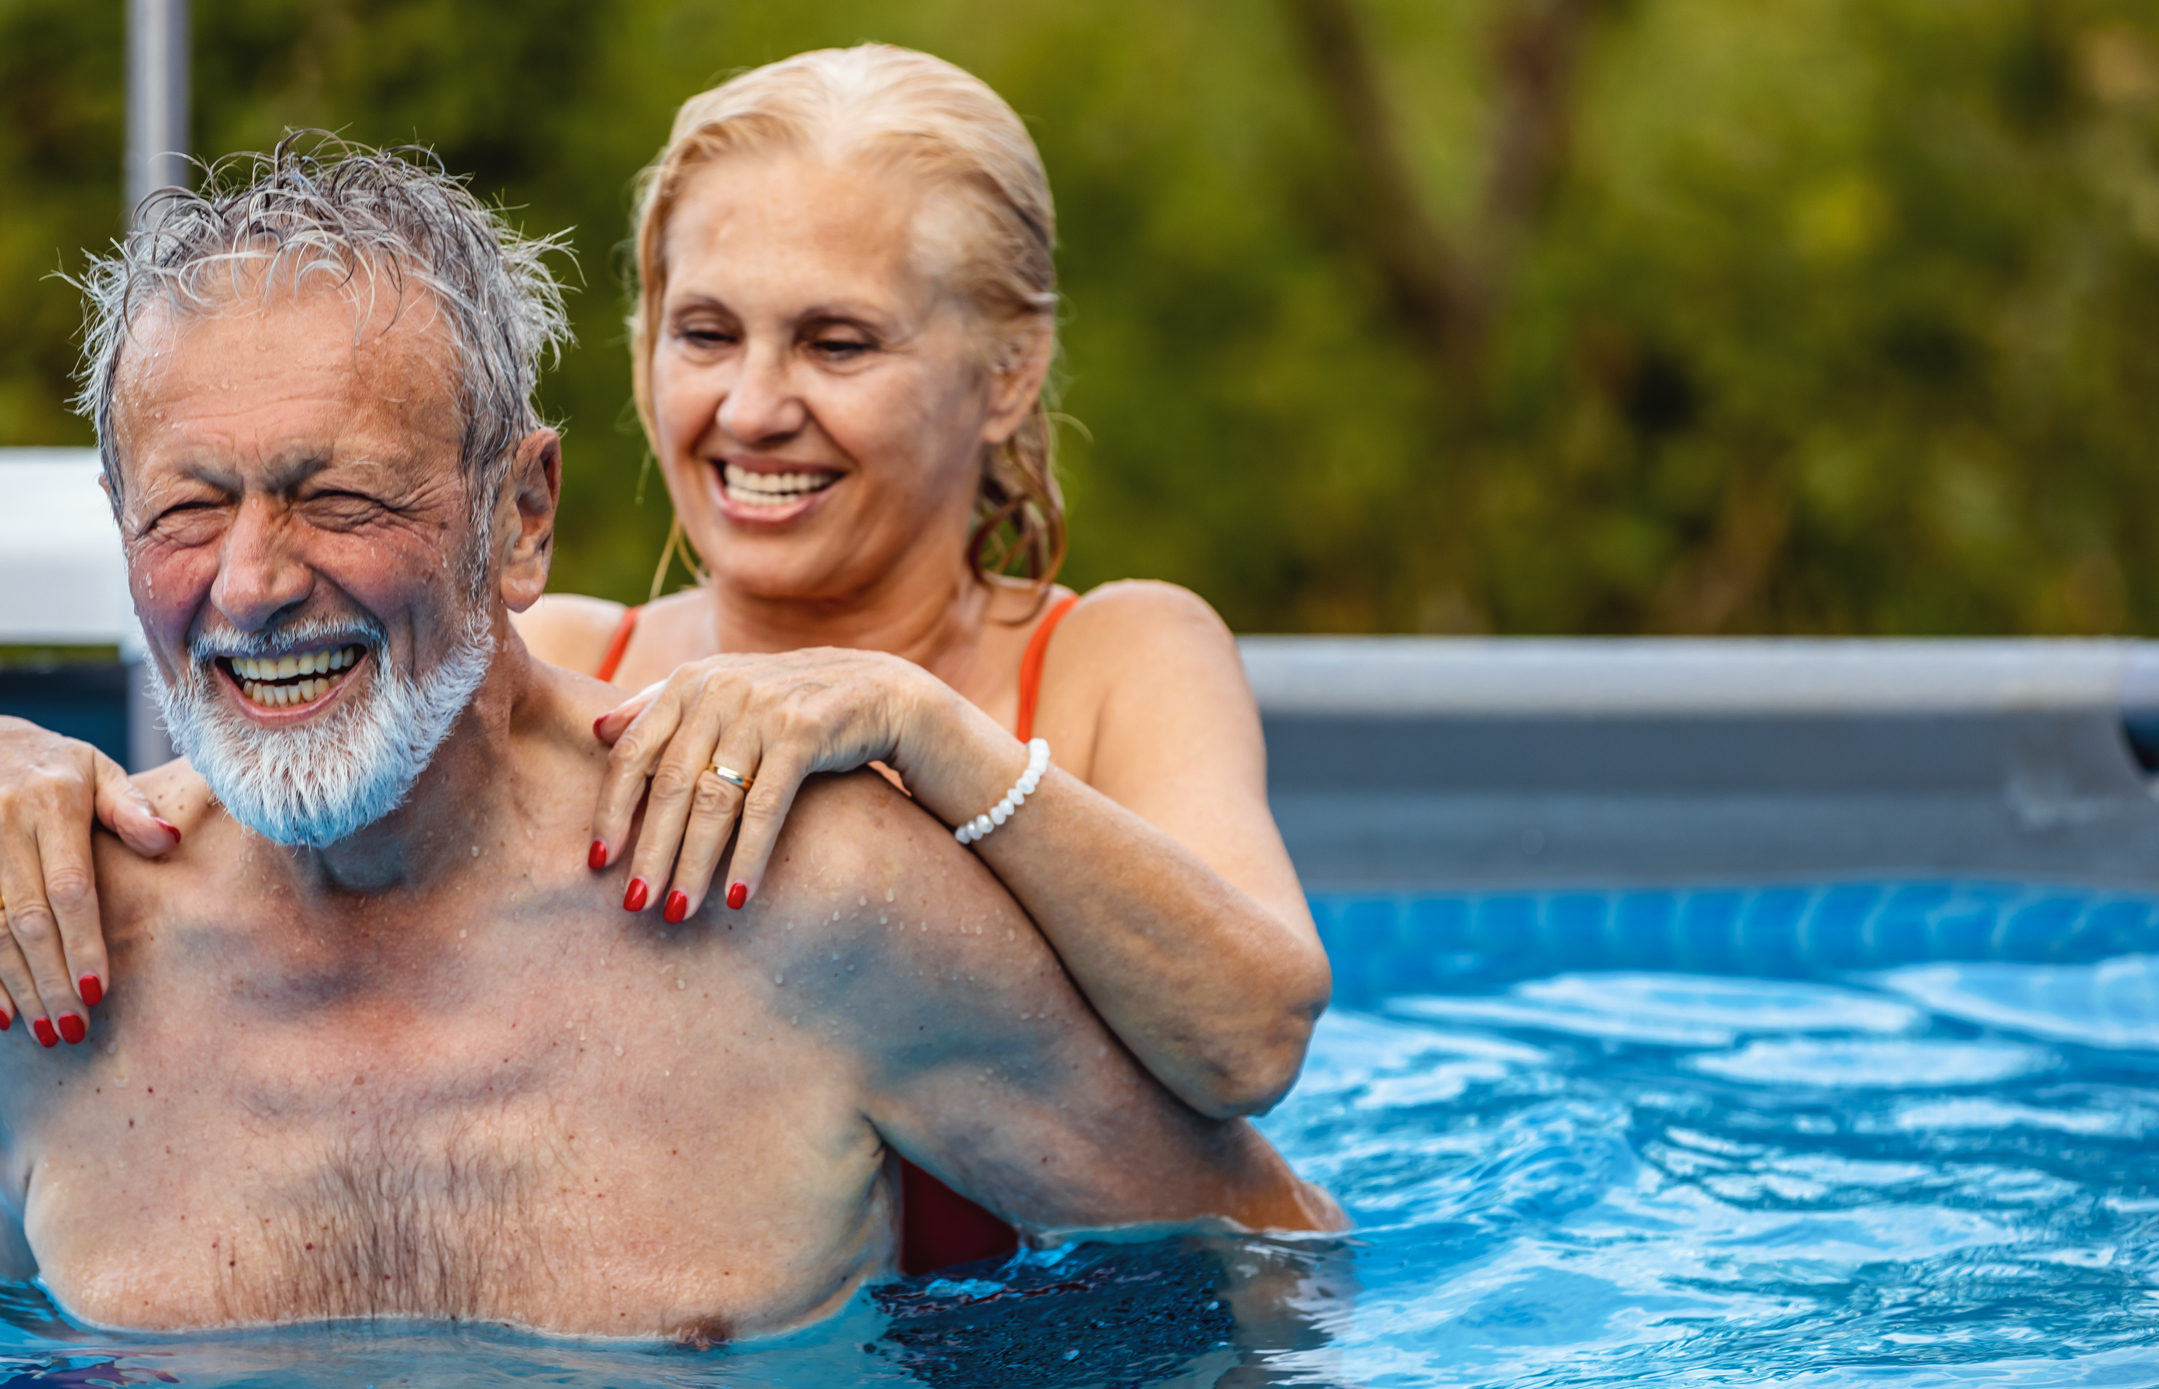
xmin=905 ymin=582 xmax=1329 ymax=1118
xmin=590 ymin=583 xmax=1330 ymax=1119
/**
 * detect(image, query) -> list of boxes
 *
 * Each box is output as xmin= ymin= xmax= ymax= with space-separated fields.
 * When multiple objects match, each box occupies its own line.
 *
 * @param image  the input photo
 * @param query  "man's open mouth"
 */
xmin=217 ymin=645 xmax=368 ymax=710
xmin=720 ymin=462 xmax=842 ymax=509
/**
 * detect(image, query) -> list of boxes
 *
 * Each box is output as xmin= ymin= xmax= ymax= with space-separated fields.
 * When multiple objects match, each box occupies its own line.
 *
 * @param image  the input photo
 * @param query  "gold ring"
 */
xmin=707 ymin=763 xmax=753 ymax=792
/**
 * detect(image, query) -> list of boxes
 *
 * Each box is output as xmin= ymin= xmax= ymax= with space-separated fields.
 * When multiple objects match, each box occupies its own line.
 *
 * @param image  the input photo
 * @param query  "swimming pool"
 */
xmin=6 ymin=877 xmax=2158 ymax=1386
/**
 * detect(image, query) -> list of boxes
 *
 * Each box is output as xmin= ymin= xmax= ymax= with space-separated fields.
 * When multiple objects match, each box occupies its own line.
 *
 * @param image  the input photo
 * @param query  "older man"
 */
xmin=0 ymin=146 xmax=1336 ymax=1341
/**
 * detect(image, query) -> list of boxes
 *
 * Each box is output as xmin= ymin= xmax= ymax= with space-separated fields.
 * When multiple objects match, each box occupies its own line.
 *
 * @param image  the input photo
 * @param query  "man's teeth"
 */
xmin=231 ymin=645 xmax=364 ymax=710
xmin=722 ymin=463 xmax=836 ymax=506
xmin=232 ymin=646 xmax=359 ymax=681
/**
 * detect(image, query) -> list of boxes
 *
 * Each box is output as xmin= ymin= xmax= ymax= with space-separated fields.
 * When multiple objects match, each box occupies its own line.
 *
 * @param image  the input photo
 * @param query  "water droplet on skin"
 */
xmin=858 ymin=896 xmax=867 ymax=906
xmin=614 ymin=1046 xmax=624 ymax=1057
xmin=885 ymin=887 xmax=895 ymax=902
xmin=774 ymin=972 xmax=785 ymax=985
xmin=677 ymin=978 xmax=687 ymax=989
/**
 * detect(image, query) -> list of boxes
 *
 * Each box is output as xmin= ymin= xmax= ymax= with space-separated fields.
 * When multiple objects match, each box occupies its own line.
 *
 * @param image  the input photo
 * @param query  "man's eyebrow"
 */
xmin=256 ymin=452 xmax=340 ymax=493
xmin=151 ymin=452 xmax=335 ymax=495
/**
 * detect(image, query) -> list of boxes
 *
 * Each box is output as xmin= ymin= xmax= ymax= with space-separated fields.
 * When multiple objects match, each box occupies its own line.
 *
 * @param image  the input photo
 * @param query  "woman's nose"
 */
xmin=209 ymin=495 xmax=313 ymax=632
xmin=715 ymin=345 xmax=807 ymax=445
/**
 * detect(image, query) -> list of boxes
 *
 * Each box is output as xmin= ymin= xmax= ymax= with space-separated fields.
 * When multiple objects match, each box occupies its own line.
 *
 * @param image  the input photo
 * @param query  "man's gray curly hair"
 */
xmin=73 ymin=134 xmax=573 ymax=522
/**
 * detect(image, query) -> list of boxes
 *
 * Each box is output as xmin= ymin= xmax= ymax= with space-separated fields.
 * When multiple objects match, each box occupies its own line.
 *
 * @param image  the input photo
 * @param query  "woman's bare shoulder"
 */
xmin=1040 ymin=581 xmax=1248 ymax=736
xmin=512 ymin=594 xmax=630 ymax=676
xmin=1062 ymin=580 xmax=1236 ymax=656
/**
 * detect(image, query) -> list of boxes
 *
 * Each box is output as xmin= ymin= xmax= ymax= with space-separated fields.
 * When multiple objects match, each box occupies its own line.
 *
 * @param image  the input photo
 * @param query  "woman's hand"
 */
xmin=0 ymin=718 xmax=180 ymax=1043
xmin=589 ymin=648 xmax=985 ymax=923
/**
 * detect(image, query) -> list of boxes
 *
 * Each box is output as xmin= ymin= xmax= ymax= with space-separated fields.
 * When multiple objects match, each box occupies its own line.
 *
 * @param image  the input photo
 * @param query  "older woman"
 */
xmin=0 ymin=46 xmax=1329 ymax=1268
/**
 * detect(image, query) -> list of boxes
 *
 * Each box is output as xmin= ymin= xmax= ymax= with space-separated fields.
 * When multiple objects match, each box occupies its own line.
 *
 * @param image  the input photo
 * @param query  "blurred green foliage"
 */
xmin=3 ymin=0 xmax=2156 ymax=634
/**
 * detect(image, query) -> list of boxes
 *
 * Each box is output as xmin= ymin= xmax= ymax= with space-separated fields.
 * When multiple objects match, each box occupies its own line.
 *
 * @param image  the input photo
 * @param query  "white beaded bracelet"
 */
xmin=955 ymin=737 xmax=1050 ymax=845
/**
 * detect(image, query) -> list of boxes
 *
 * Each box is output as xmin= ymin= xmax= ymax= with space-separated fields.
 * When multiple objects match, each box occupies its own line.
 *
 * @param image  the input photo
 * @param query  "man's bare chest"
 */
xmin=19 ymin=961 xmax=892 ymax=1340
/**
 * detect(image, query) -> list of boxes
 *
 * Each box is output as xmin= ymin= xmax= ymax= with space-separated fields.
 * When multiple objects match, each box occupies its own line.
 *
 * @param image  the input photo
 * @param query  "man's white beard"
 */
xmin=150 ymin=604 xmax=496 ymax=849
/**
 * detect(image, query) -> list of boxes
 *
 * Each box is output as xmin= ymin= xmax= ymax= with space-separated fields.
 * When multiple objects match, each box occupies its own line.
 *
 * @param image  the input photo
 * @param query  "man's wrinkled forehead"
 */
xmin=108 ymin=273 xmax=465 ymax=499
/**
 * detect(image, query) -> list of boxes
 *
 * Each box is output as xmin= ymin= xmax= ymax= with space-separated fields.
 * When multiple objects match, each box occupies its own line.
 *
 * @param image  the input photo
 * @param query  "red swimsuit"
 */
xmin=594 ymin=592 xmax=1083 ymax=1273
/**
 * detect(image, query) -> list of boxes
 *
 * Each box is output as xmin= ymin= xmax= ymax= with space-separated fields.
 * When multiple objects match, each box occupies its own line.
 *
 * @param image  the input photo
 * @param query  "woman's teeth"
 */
xmin=231 ymin=645 xmax=364 ymax=710
xmin=722 ymin=463 xmax=837 ymax=507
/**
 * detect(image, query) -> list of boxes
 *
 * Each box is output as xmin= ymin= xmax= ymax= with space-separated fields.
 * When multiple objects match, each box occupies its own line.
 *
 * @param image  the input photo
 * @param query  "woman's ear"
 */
xmin=498 ymin=428 xmax=563 ymax=612
xmin=981 ymin=318 xmax=1055 ymax=446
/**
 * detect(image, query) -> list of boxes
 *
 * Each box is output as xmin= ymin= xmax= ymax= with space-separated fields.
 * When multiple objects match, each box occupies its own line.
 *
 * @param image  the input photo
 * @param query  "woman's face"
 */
xmin=649 ymin=152 xmax=1021 ymax=605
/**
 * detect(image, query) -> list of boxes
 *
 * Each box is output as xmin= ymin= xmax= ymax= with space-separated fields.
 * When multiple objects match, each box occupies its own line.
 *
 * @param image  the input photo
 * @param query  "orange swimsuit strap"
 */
xmin=594 ymin=605 xmax=642 ymax=684
xmin=1015 ymin=592 xmax=1081 ymax=742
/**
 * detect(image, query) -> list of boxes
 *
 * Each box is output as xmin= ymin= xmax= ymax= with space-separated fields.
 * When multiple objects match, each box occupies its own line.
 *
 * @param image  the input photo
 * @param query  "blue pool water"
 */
xmin=8 ymin=879 xmax=2159 ymax=1386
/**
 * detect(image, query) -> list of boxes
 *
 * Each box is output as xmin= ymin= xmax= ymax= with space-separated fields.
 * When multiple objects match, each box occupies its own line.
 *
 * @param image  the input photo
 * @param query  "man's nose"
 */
xmin=715 ymin=343 xmax=807 ymax=445
xmin=209 ymin=495 xmax=313 ymax=633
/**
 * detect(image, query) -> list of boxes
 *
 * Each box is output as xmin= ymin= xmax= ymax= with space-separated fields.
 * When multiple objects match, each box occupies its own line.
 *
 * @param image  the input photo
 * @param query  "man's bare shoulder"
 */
xmin=726 ymin=772 xmax=1093 ymax=1068
xmin=89 ymin=759 xmax=218 ymax=945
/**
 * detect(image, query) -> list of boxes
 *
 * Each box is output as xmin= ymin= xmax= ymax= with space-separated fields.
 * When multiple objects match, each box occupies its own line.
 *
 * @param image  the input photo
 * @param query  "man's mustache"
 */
xmin=188 ymin=616 xmax=385 ymax=663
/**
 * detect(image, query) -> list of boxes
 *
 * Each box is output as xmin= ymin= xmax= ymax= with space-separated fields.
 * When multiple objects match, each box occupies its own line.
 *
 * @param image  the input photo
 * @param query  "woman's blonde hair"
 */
xmin=630 ymin=44 xmax=1065 ymax=587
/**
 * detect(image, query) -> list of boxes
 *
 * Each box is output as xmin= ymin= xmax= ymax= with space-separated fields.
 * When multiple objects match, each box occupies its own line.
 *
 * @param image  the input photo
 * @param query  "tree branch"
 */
xmin=1280 ymin=0 xmax=1606 ymax=371
xmin=1281 ymin=0 xmax=1483 ymax=362
xmin=1484 ymin=0 xmax=1600 ymax=244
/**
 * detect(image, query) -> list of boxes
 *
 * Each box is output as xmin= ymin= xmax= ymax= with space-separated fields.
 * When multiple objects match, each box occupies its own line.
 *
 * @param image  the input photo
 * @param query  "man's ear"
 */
xmin=980 ymin=318 xmax=1055 ymax=447
xmin=497 ymin=428 xmax=561 ymax=613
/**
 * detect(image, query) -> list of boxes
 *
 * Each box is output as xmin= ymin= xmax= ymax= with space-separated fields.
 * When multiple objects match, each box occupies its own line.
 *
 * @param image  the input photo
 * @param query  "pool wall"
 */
xmin=11 ymin=439 xmax=2159 ymax=885
xmin=1245 ymin=637 xmax=2159 ymax=891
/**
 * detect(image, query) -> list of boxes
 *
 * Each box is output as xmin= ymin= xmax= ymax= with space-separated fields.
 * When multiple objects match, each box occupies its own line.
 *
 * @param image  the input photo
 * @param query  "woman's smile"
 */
xmin=714 ymin=457 xmax=845 ymax=527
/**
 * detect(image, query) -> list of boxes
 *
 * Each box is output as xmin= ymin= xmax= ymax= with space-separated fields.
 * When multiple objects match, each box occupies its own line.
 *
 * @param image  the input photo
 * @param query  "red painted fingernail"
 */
xmin=664 ymin=889 xmax=690 ymax=924
xmin=153 ymin=818 xmax=182 ymax=843
xmin=592 ymin=715 xmax=609 ymax=740
xmin=32 ymin=1018 xmax=58 ymax=1048
xmin=588 ymin=839 xmax=609 ymax=872
xmin=57 ymin=1014 xmax=85 ymax=1045
xmin=623 ymin=878 xmax=650 ymax=913
xmin=726 ymin=881 xmax=749 ymax=910
xmin=0 ymin=1012 xmax=11 ymax=1032
xmin=78 ymin=974 xmax=104 ymax=1008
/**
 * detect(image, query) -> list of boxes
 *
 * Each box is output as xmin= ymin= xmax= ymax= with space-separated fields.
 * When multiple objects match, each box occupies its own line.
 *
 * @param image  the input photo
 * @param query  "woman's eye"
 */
xmin=678 ymin=325 xmax=737 ymax=348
